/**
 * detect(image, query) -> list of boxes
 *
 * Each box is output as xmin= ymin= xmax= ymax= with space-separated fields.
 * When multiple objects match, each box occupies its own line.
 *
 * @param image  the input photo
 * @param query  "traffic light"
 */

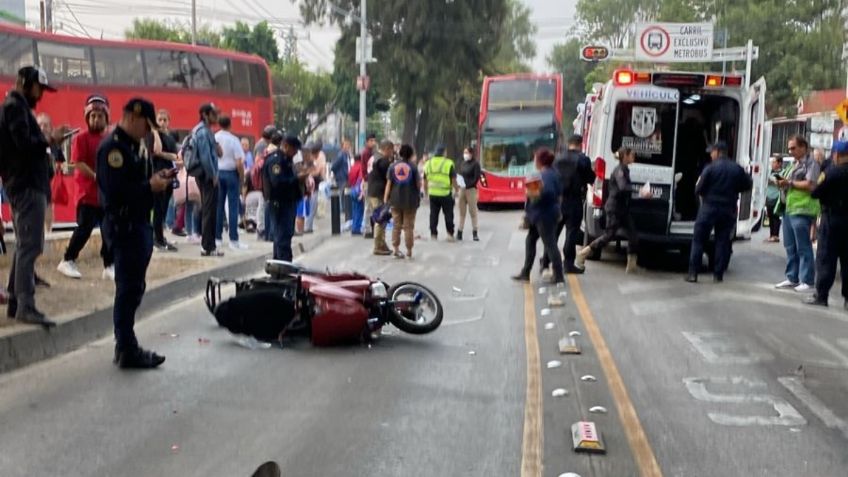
xmin=580 ymin=46 xmax=610 ymax=62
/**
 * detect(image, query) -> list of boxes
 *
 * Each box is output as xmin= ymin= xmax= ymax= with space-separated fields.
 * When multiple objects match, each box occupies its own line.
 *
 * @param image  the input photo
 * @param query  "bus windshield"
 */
xmin=481 ymin=130 xmax=557 ymax=177
xmin=488 ymin=79 xmax=557 ymax=111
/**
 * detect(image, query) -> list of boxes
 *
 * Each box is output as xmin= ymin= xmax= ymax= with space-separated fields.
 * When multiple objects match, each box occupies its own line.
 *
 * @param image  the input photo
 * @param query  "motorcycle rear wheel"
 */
xmin=387 ymin=282 xmax=444 ymax=334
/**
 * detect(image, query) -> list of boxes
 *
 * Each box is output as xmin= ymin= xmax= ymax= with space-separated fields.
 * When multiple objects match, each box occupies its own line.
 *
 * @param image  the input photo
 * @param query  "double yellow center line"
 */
xmin=520 ymin=278 xmax=664 ymax=477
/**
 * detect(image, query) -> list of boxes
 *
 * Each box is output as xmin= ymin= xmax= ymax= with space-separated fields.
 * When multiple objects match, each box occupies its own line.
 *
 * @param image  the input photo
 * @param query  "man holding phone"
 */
xmin=58 ymin=94 xmax=115 ymax=281
xmin=0 ymin=66 xmax=65 ymax=327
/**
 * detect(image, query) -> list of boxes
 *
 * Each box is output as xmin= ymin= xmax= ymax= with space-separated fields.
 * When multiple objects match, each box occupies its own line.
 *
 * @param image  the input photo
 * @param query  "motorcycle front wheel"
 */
xmin=387 ymin=282 xmax=444 ymax=334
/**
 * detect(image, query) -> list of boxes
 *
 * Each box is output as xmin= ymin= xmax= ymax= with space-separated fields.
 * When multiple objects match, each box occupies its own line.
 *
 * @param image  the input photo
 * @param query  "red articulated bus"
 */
xmin=0 ymin=24 xmax=274 ymax=227
xmin=476 ymin=73 xmax=563 ymax=205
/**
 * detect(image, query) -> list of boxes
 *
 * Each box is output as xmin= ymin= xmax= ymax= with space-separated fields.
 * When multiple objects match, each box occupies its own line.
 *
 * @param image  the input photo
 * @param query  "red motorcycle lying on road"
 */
xmin=205 ymin=260 xmax=444 ymax=346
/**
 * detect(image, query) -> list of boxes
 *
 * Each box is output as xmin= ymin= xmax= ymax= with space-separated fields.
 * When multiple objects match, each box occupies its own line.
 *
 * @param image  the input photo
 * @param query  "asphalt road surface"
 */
xmin=0 ymin=209 xmax=846 ymax=477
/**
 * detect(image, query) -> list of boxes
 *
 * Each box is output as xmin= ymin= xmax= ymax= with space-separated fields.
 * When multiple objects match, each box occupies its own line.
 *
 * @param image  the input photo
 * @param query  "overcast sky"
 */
xmin=24 ymin=0 xmax=577 ymax=72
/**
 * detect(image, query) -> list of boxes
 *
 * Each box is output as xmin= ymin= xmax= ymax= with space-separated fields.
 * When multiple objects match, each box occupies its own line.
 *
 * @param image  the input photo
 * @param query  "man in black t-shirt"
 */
xmin=367 ymin=139 xmax=393 ymax=255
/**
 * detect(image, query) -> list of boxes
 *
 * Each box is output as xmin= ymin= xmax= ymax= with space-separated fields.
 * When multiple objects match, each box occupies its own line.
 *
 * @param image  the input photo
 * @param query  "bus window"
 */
xmin=145 ymin=49 xmax=190 ymax=89
xmin=0 ymin=33 xmax=34 ymax=77
xmin=610 ymin=102 xmax=677 ymax=167
xmin=93 ymin=47 xmax=145 ymax=86
xmin=230 ymin=60 xmax=251 ymax=96
xmin=190 ymin=54 xmax=231 ymax=93
xmin=488 ymin=79 xmax=556 ymax=111
xmin=37 ymin=41 xmax=94 ymax=84
xmin=481 ymin=130 xmax=557 ymax=178
xmin=248 ymin=63 xmax=270 ymax=97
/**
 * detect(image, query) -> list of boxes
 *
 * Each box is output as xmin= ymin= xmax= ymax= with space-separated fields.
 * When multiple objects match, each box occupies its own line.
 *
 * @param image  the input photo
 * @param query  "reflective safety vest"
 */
xmin=425 ymin=155 xmax=455 ymax=197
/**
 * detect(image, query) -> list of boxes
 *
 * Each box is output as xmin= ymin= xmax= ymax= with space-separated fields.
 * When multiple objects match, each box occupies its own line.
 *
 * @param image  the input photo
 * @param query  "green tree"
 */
xmin=222 ymin=21 xmax=280 ymax=64
xmin=299 ymin=0 xmax=528 ymax=155
xmin=547 ymin=38 xmax=602 ymax=134
xmin=272 ymin=60 xmax=336 ymax=137
xmin=125 ymin=18 xmax=221 ymax=47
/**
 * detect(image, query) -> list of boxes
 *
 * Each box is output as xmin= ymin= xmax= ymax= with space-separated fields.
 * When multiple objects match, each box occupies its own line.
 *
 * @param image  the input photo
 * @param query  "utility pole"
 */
xmin=358 ymin=0 xmax=367 ymax=153
xmin=39 ymin=1 xmax=45 ymax=32
xmin=45 ymin=0 xmax=53 ymax=33
xmin=191 ymin=0 xmax=197 ymax=45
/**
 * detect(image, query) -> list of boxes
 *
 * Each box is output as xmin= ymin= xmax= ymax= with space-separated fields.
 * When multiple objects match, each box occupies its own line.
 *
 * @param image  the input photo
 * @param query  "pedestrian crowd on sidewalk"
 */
xmin=0 ymin=66 xmax=343 ymax=367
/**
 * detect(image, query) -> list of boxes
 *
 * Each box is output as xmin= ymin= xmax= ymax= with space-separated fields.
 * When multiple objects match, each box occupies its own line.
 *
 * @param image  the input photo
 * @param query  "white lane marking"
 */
xmin=760 ymin=333 xmax=848 ymax=370
xmin=682 ymin=331 xmax=774 ymax=364
xmin=617 ymin=280 xmax=682 ymax=295
xmin=441 ymin=313 xmax=485 ymax=327
xmin=808 ymin=335 xmax=848 ymax=368
xmin=683 ymin=376 xmax=807 ymax=427
xmin=778 ymin=377 xmax=848 ymax=440
xmin=629 ymin=294 xmax=718 ymax=316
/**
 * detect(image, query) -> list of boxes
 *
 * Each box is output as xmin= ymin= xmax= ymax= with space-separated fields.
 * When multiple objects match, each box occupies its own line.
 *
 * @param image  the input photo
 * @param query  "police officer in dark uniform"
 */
xmin=542 ymin=134 xmax=594 ymax=274
xmin=263 ymin=134 xmax=304 ymax=261
xmin=98 ymin=98 xmax=173 ymax=369
xmin=805 ymin=141 xmax=848 ymax=308
xmin=686 ymin=141 xmax=752 ymax=283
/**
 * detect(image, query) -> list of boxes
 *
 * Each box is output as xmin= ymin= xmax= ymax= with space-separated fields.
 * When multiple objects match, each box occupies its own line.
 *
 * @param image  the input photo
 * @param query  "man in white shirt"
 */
xmin=214 ymin=116 xmax=247 ymax=250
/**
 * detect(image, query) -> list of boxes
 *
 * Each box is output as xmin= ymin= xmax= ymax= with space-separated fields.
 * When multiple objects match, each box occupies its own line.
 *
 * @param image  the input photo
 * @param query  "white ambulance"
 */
xmin=579 ymin=68 xmax=769 ymax=256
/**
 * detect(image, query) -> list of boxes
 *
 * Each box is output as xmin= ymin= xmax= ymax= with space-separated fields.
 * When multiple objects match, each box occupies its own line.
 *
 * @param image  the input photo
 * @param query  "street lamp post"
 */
xmin=358 ymin=0 xmax=367 ymax=153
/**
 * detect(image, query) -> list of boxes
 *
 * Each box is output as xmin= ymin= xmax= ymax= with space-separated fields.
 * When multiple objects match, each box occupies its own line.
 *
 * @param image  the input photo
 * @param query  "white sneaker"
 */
xmin=541 ymin=268 xmax=554 ymax=280
xmin=794 ymin=283 xmax=813 ymax=293
xmin=57 ymin=260 xmax=82 ymax=279
xmin=216 ymin=240 xmax=223 ymax=248
xmin=187 ymin=235 xmax=201 ymax=244
xmin=102 ymin=265 xmax=115 ymax=281
xmin=229 ymin=241 xmax=248 ymax=251
xmin=774 ymin=280 xmax=798 ymax=289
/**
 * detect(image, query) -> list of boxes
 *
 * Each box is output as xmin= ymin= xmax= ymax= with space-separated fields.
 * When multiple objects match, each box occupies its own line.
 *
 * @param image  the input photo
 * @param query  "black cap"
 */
xmin=284 ymin=136 xmax=302 ymax=150
xmin=706 ymin=141 xmax=728 ymax=153
xmin=199 ymin=103 xmax=219 ymax=116
xmin=18 ymin=66 xmax=56 ymax=92
xmin=123 ymin=98 xmax=158 ymax=129
xmin=434 ymin=143 xmax=446 ymax=155
xmin=262 ymin=125 xmax=276 ymax=139
xmin=270 ymin=129 xmax=284 ymax=145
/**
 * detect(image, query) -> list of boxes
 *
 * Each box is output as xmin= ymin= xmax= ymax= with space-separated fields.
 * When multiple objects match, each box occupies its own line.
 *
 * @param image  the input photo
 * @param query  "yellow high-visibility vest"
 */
xmin=425 ymin=156 xmax=454 ymax=197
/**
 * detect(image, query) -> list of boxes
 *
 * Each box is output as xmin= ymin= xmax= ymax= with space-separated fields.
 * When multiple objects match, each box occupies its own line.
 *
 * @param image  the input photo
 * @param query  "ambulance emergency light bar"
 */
xmin=613 ymin=69 xmax=744 ymax=88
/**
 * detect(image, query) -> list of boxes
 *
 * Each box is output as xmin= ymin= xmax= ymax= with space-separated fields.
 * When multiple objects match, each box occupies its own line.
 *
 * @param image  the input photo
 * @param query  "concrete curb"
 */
xmin=0 ymin=233 xmax=331 ymax=373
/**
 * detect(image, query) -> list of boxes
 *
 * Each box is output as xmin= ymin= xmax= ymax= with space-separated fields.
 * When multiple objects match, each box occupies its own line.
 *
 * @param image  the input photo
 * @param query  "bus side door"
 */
xmin=737 ymin=77 xmax=767 ymax=238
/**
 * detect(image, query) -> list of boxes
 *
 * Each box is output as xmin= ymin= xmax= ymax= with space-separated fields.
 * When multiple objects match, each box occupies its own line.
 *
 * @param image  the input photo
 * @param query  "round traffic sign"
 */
xmin=640 ymin=26 xmax=671 ymax=58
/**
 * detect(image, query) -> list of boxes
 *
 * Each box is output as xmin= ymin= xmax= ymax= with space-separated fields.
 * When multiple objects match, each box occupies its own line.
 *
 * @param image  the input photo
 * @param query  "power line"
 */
xmin=59 ymin=0 xmax=92 ymax=38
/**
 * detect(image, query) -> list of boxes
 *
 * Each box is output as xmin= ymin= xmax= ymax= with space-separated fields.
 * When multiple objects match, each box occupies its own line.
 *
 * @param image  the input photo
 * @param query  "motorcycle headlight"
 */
xmin=370 ymin=282 xmax=388 ymax=299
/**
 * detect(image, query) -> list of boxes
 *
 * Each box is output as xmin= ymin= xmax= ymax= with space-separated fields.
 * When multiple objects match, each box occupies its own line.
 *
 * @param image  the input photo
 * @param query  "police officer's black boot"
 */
xmin=115 ymin=345 xmax=166 ymax=369
xmin=457 ymin=231 xmax=463 ymax=241
xmin=685 ymin=272 xmax=698 ymax=283
xmin=473 ymin=230 xmax=479 ymax=241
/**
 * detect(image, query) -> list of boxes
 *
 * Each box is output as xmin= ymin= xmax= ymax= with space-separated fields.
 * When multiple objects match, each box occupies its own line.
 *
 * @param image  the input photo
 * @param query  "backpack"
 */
xmin=181 ymin=128 xmax=204 ymax=178
xmin=251 ymin=149 xmax=267 ymax=192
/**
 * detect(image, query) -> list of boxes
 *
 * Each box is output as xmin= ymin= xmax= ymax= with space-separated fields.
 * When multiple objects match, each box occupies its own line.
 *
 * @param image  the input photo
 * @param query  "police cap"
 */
xmin=270 ymin=129 xmax=284 ymax=146
xmin=284 ymin=136 xmax=302 ymax=151
xmin=123 ymin=98 xmax=158 ymax=129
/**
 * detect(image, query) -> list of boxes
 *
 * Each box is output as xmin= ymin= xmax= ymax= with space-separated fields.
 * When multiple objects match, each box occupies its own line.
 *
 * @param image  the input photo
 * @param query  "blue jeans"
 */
xmin=216 ymin=170 xmax=240 ymax=242
xmin=305 ymin=192 xmax=318 ymax=231
xmin=165 ymin=194 xmax=176 ymax=229
xmin=783 ymin=214 xmax=816 ymax=285
xmin=270 ymin=201 xmax=297 ymax=261
xmin=185 ymin=201 xmax=201 ymax=236
xmin=350 ymin=195 xmax=364 ymax=234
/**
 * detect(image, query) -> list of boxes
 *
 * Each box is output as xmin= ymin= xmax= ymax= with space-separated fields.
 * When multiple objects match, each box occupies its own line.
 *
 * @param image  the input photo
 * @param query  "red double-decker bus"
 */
xmin=0 ymin=24 xmax=274 ymax=227
xmin=477 ymin=73 xmax=563 ymax=204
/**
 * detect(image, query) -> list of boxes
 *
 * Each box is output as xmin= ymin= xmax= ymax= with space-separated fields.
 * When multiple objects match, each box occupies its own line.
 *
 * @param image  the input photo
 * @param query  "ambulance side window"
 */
xmin=610 ymin=102 xmax=677 ymax=167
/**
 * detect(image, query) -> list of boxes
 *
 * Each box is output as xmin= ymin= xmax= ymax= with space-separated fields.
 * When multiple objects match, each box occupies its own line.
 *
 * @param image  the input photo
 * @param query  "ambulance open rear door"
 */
xmin=737 ymin=77 xmax=767 ymax=238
